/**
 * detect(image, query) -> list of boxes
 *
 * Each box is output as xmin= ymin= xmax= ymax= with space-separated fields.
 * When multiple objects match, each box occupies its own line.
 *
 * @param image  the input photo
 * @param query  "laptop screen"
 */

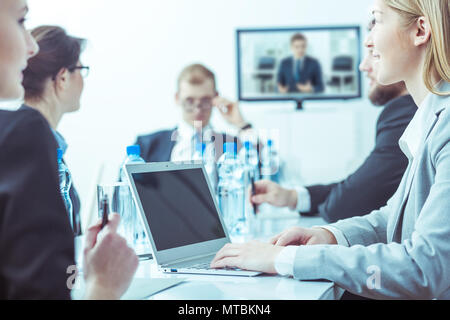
xmin=131 ymin=168 xmax=226 ymax=251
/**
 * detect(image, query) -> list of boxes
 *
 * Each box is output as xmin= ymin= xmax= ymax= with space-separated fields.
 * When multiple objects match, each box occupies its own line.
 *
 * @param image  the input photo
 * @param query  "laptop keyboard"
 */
xmin=188 ymin=261 xmax=240 ymax=272
xmin=189 ymin=262 xmax=213 ymax=270
xmin=164 ymin=260 xmax=259 ymax=275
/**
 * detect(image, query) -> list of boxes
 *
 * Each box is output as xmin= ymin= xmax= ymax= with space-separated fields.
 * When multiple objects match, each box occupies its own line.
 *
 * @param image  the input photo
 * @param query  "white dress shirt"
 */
xmin=274 ymin=92 xmax=431 ymax=277
xmin=293 ymin=186 xmax=312 ymax=212
xmin=170 ymin=120 xmax=214 ymax=162
xmin=0 ymin=100 xmax=21 ymax=111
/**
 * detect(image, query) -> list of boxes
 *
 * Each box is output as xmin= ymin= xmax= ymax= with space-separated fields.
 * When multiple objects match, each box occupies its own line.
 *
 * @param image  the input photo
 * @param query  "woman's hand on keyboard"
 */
xmin=210 ymin=241 xmax=284 ymax=274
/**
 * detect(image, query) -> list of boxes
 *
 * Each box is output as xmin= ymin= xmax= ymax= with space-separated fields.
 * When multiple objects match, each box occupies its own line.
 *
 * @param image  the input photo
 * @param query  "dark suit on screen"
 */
xmin=277 ymin=55 xmax=324 ymax=93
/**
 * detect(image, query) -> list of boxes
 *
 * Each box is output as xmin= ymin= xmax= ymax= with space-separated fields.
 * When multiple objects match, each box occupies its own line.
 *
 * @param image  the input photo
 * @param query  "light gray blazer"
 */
xmin=292 ymin=81 xmax=450 ymax=299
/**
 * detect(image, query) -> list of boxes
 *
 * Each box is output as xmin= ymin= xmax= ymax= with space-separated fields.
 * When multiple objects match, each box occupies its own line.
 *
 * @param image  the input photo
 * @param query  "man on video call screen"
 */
xmin=237 ymin=27 xmax=360 ymax=100
xmin=277 ymin=33 xmax=324 ymax=94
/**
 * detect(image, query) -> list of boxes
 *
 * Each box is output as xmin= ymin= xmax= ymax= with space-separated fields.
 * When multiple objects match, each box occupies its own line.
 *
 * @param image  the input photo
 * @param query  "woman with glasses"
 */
xmin=22 ymin=25 xmax=90 ymax=236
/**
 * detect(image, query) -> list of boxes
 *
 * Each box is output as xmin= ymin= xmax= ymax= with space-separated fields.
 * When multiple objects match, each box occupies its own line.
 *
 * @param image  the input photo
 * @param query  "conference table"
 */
xmin=75 ymin=206 xmax=345 ymax=300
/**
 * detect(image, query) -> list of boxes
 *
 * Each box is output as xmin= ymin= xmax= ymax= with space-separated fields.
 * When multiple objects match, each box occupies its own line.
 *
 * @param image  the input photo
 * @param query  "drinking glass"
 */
xmin=97 ymin=182 xmax=135 ymax=246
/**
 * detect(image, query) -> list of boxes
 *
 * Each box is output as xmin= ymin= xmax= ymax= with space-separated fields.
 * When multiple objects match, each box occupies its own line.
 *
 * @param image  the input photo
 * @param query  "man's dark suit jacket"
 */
xmin=277 ymin=56 xmax=325 ymax=93
xmin=135 ymin=128 xmax=240 ymax=163
xmin=0 ymin=107 xmax=74 ymax=299
xmin=302 ymin=94 xmax=417 ymax=223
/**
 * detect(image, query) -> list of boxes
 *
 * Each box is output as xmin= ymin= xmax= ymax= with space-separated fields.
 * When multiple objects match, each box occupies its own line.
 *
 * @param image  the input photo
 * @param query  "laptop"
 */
xmin=125 ymin=161 xmax=261 ymax=277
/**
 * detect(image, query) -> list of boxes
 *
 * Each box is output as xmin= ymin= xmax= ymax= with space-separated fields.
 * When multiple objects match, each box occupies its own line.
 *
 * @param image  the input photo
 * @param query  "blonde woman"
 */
xmin=212 ymin=0 xmax=450 ymax=299
xmin=0 ymin=0 xmax=138 ymax=299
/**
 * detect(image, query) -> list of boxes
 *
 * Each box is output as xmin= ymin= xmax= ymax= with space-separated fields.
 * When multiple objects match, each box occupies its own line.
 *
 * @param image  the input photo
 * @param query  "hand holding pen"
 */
xmin=249 ymin=179 xmax=299 ymax=211
xmin=83 ymin=209 xmax=139 ymax=300
xmin=100 ymin=194 xmax=109 ymax=229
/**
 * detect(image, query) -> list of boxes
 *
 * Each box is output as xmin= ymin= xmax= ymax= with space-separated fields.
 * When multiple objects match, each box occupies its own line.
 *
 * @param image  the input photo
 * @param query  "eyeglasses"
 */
xmin=68 ymin=65 xmax=90 ymax=78
xmin=182 ymin=97 xmax=213 ymax=113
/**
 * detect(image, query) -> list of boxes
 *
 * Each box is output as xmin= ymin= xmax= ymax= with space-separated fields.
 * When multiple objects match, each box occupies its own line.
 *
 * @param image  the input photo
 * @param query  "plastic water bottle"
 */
xmin=239 ymin=141 xmax=259 ymax=182
xmin=193 ymin=142 xmax=218 ymax=193
xmin=204 ymin=143 xmax=218 ymax=194
xmin=217 ymin=142 xmax=247 ymax=237
xmin=238 ymin=141 xmax=259 ymax=220
xmin=57 ymin=148 xmax=73 ymax=231
xmin=261 ymin=139 xmax=280 ymax=183
xmin=120 ymin=145 xmax=148 ymax=254
xmin=120 ymin=145 xmax=146 ymax=181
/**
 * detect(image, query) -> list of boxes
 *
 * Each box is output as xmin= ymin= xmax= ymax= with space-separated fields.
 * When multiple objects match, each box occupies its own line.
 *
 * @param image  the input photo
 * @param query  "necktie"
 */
xmin=294 ymin=59 xmax=302 ymax=83
xmin=192 ymin=131 xmax=202 ymax=157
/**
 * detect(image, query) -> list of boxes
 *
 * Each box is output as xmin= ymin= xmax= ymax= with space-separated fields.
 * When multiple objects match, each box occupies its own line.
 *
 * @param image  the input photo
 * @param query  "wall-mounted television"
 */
xmin=236 ymin=25 xmax=362 ymax=109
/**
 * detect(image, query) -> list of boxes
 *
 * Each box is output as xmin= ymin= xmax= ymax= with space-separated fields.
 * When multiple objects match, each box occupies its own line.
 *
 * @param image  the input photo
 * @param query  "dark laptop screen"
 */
xmin=132 ymin=168 xmax=226 ymax=251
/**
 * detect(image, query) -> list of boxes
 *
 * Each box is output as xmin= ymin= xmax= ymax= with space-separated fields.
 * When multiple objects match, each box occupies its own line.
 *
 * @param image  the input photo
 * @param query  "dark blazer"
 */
xmin=0 ymin=107 xmax=74 ymax=299
xmin=20 ymin=105 xmax=82 ymax=236
xmin=301 ymin=95 xmax=417 ymax=223
xmin=135 ymin=128 xmax=240 ymax=163
xmin=277 ymin=56 xmax=324 ymax=93
xmin=135 ymin=130 xmax=176 ymax=163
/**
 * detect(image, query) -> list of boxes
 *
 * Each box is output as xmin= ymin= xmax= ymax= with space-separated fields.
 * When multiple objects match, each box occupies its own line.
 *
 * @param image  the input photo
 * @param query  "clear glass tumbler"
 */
xmin=97 ymin=182 xmax=135 ymax=246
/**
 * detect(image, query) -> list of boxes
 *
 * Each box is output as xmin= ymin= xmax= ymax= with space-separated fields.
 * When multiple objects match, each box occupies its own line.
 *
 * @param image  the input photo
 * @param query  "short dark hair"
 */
xmin=177 ymin=64 xmax=217 ymax=92
xmin=23 ymin=26 xmax=86 ymax=100
xmin=290 ymin=33 xmax=307 ymax=44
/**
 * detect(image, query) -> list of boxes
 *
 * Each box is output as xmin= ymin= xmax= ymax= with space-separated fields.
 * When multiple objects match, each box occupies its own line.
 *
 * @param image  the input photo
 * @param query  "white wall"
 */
xmin=25 ymin=0 xmax=381 ymax=227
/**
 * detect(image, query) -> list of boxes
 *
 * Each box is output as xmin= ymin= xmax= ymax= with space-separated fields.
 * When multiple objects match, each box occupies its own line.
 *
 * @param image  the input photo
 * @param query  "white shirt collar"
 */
xmin=170 ymin=120 xmax=215 ymax=162
xmin=176 ymin=119 xmax=213 ymax=142
xmin=398 ymin=92 xmax=433 ymax=160
xmin=0 ymin=100 xmax=21 ymax=111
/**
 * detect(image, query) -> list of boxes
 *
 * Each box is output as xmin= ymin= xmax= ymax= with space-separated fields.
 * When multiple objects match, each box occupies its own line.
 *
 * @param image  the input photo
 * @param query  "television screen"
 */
xmin=237 ymin=26 xmax=362 ymax=104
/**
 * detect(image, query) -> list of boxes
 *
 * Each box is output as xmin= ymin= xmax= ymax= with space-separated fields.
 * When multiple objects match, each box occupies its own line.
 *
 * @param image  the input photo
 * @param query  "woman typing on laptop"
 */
xmin=211 ymin=0 xmax=450 ymax=299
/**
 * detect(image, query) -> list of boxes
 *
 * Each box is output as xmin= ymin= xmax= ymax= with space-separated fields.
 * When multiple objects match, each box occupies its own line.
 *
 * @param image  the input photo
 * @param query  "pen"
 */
xmin=250 ymin=172 xmax=258 ymax=214
xmin=100 ymin=195 xmax=109 ymax=229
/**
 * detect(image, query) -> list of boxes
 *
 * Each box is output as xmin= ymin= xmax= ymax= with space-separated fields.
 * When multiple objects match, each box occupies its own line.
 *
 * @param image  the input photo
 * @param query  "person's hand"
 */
xmin=250 ymin=180 xmax=298 ymax=211
xmin=278 ymin=84 xmax=288 ymax=94
xmin=83 ymin=213 xmax=139 ymax=300
xmin=297 ymin=81 xmax=314 ymax=93
xmin=270 ymin=226 xmax=337 ymax=246
xmin=212 ymin=96 xmax=247 ymax=129
xmin=210 ymin=241 xmax=284 ymax=274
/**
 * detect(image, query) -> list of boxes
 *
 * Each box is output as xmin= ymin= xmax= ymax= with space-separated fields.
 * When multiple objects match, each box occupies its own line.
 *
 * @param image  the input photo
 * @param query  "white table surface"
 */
xmin=128 ymin=207 xmax=345 ymax=300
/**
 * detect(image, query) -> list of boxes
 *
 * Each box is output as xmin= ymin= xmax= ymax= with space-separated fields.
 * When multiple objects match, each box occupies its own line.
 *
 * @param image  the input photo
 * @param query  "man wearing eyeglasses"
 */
xmin=135 ymin=64 xmax=254 ymax=164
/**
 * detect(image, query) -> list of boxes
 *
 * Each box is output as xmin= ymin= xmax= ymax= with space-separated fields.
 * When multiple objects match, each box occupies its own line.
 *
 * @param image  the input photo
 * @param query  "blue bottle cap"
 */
xmin=244 ymin=141 xmax=252 ymax=150
xmin=267 ymin=139 xmax=273 ymax=147
xmin=57 ymin=148 xmax=63 ymax=161
xmin=127 ymin=145 xmax=141 ymax=156
xmin=223 ymin=142 xmax=237 ymax=154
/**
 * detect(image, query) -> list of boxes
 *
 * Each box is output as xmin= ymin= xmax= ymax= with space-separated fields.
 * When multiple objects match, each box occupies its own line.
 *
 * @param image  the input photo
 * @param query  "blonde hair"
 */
xmin=383 ymin=0 xmax=450 ymax=95
xmin=177 ymin=64 xmax=217 ymax=93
